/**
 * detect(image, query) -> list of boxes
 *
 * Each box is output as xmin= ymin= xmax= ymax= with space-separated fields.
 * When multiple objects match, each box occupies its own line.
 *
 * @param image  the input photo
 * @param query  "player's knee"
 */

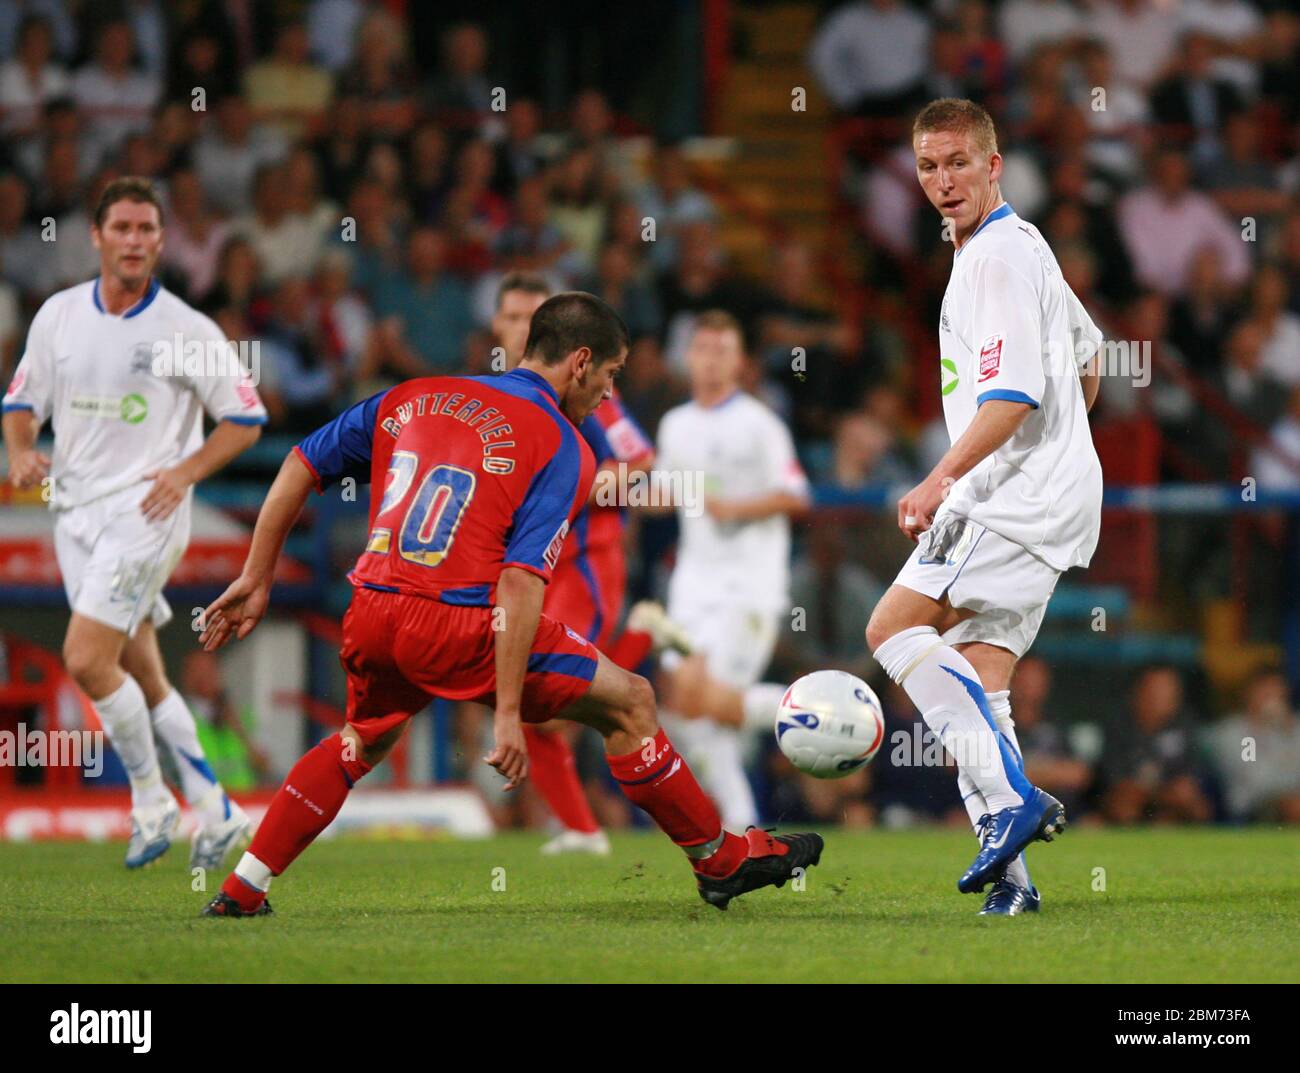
xmin=62 ymin=640 xmax=110 ymax=695
xmin=864 ymin=610 xmax=897 ymax=654
xmin=619 ymin=674 xmax=657 ymax=738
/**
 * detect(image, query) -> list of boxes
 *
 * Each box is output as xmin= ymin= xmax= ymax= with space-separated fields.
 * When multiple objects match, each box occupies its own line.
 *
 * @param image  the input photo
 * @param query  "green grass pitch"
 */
xmin=1 ymin=828 xmax=1296 ymax=983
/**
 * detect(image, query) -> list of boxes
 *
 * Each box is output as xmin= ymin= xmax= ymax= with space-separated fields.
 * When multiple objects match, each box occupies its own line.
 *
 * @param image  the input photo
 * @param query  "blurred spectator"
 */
xmin=202 ymin=235 xmax=262 ymax=317
xmin=809 ymin=0 xmax=930 ymax=116
xmin=828 ymin=411 xmax=913 ymax=489
xmin=1149 ymin=29 xmax=1246 ymax=165
xmin=579 ymin=240 xmax=661 ymax=341
xmin=1070 ymin=39 xmax=1148 ymax=185
xmin=0 ymin=269 xmax=17 ymax=380
xmin=657 ymin=220 xmax=760 ymax=371
xmin=0 ymin=14 xmax=68 ymax=137
xmin=782 ymin=522 xmax=884 ymax=678
xmin=0 ymin=1 xmax=76 ymax=64
xmin=1179 ymin=0 xmax=1266 ymax=99
xmin=257 ymin=275 xmax=343 ymax=432
xmin=1220 ymin=316 xmax=1286 ymax=432
xmin=1200 ymin=111 xmax=1290 ymax=227
xmin=1251 ymin=386 xmax=1300 ymax=491
xmin=1246 ymin=264 xmax=1300 ymax=390
xmin=180 ymin=651 xmax=270 ymax=790
xmin=165 ymin=13 xmax=238 ymax=104
xmin=233 ymin=163 xmax=326 ymax=286
xmin=427 ymin=21 xmax=492 ymax=118
xmin=1088 ymin=0 xmax=1181 ymax=94
xmin=194 ymin=94 xmax=289 ymax=216
xmin=637 ymin=143 xmax=717 ymax=273
xmin=1116 ymin=149 xmax=1250 ymax=297
xmin=996 ymin=0 xmax=1083 ymax=65
xmin=547 ymin=147 xmax=605 ymax=272
xmin=1205 ymin=670 xmax=1300 ymax=824
xmin=307 ymin=0 xmax=365 ymax=74
xmin=1101 ymin=665 xmax=1213 ymax=823
xmin=369 ymin=226 xmax=474 ymax=372
xmin=493 ymin=97 xmax=545 ymax=197
xmin=1167 ymin=245 xmax=1242 ymax=377
xmin=1009 ymin=657 xmax=1093 ymax=819
xmin=316 ymin=95 xmax=373 ymax=205
xmin=0 ymin=170 xmax=45 ymax=299
xmin=71 ymin=19 xmax=159 ymax=164
xmin=160 ymin=166 xmax=229 ymax=303
xmin=338 ymin=9 xmax=416 ymax=140
xmin=243 ymin=18 xmax=333 ymax=139
xmin=493 ymin=174 xmax=571 ymax=281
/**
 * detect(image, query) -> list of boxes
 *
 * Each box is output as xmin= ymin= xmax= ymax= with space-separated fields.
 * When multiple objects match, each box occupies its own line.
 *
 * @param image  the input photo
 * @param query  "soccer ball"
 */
xmin=775 ymin=670 xmax=886 ymax=779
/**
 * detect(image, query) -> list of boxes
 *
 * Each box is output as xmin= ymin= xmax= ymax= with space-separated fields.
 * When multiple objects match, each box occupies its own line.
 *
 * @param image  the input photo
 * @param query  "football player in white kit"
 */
xmin=865 ymin=100 xmax=1103 ymax=914
xmin=2 ymin=178 xmax=268 ymax=870
xmin=656 ymin=311 xmax=810 ymax=829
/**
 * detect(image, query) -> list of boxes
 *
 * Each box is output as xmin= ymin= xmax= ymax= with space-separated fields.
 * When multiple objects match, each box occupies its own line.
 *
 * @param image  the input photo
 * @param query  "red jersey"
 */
xmin=293 ymin=368 xmax=595 ymax=605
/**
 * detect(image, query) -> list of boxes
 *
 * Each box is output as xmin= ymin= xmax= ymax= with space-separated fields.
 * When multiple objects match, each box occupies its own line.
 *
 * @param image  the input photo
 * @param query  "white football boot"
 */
xmin=539 ymin=829 xmax=612 ymax=856
xmin=189 ymin=797 xmax=252 ymax=873
xmin=626 ymin=601 xmax=693 ymax=656
xmin=125 ymin=796 xmax=181 ymax=869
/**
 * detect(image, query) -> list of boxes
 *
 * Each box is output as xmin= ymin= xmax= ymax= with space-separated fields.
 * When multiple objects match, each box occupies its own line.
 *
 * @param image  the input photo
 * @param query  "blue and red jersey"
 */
xmin=560 ymin=391 xmax=653 ymax=566
xmin=293 ymin=368 xmax=595 ymax=604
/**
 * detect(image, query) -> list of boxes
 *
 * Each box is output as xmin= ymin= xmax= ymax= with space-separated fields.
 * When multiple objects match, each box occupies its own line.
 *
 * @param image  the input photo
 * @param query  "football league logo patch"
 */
xmin=978 ymin=333 xmax=1003 ymax=383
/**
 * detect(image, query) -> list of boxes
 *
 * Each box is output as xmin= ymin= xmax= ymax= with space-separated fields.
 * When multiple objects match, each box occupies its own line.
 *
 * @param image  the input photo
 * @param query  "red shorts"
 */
xmin=544 ymin=541 xmax=626 ymax=649
xmin=339 ymin=585 xmax=599 ymax=746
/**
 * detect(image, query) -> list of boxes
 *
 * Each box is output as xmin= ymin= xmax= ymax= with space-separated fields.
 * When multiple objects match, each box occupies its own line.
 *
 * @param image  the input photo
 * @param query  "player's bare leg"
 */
xmin=561 ymin=652 xmax=823 ymax=909
xmin=122 ymin=621 xmax=250 ymax=870
xmin=867 ymin=585 xmax=1064 ymax=895
xmin=524 ymin=718 xmax=609 ymax=855
xmin=203 ymin=717 xmax=412 ymax=918
xmin=63 ymin=613 xmax=179 ymax=867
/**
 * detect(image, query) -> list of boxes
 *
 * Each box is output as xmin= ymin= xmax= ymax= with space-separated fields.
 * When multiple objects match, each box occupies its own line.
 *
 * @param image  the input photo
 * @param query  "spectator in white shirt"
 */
xmin=193 ymin=95 xmax=289 ymax=217
xmin=808 ymin=0 xmax=930 ymax=115
xmin=1089 ymin=0 xmax=1182 ymax=94
xmin=0 ymin=14 xmax=67 ymax=136
xmin=233 ymin=163 xmax=325 ymax=286
xmin=996 ymin=0 xmax=1084 ymax=64
xmin=70 ymin=19 xmax=159 ymax=163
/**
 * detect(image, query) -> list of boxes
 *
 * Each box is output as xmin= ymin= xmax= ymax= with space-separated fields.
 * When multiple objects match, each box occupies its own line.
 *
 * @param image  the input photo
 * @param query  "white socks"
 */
xmin=149 ymin=689 xmax=228 ymax=825
xmin=94 ymin=675 xmax=172 ymax=810
xmin=873 ymin=626 xmax=1030 ymax=815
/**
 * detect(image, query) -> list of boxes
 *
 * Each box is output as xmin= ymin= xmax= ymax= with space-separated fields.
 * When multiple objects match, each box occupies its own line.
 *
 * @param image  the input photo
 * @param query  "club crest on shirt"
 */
xmin=978 ymin=333 xmax=1003 ymax=383
xmin=130 ymin=343 xmax=156 ymax=375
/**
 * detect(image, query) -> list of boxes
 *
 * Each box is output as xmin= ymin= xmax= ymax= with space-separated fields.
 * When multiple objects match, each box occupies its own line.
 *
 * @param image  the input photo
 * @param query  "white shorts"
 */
xmin=664 ymin=595 xmax=780 ymax=689
xmin=54 ymin=482 xmax=191 ymax=637
xmin=892 ymin=513 xmax=1060 ymax=658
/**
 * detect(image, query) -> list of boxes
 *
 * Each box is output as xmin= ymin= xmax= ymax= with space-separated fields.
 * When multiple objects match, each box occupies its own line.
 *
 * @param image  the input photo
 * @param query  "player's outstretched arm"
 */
xmin=199 ymin=449 xmax=315 ymax=651
xmin=898 ymin=398 xmax=1032 ymax=540
xmin=1 ymin=408 xmax=50 ymax=490
xmin=141 ymin=418 xmax=262 ymax=522
xmin=487 ymin=566 xmax=544 ymax=790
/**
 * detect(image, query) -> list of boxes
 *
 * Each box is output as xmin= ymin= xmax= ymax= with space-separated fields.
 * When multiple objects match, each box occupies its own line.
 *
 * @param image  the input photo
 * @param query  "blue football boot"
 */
xmin=979 ymin=876 xmax=1042 ymax=915
xmin=958 ymin=788 xmax=1065 ymax=894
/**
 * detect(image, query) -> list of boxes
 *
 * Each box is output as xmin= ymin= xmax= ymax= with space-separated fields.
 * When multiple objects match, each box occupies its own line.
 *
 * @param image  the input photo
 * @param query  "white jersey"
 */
xmin=3 ymin=278 xmax=267 ymax=510
xmin=656 ymin=391 xmax=809 ymax=611
xmin=937 ymin=203 xmax=1103 ymax=570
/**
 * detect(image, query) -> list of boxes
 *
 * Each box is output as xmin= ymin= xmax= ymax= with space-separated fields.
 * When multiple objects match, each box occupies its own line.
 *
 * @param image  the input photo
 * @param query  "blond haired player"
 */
xmin=865 ymin=99 xmax=1103 ymax=914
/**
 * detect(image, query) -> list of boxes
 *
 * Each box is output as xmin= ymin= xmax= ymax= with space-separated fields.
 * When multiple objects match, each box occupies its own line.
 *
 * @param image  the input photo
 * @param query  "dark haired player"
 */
xmin=198 ymin=292 xmax=823 ymax=915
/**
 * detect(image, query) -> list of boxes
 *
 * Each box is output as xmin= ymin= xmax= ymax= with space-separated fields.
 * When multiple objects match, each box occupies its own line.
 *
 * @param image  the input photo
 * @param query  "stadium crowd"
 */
xmin=1 ymin=0 xmax=1297 ymax=828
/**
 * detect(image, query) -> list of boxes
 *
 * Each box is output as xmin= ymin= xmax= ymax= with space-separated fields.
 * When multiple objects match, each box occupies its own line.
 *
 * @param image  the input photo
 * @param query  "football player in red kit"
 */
xmin=493 ymin=273 xmax=658 ymax=855
xmin=198 ymin=292 xmax=822 ymax=915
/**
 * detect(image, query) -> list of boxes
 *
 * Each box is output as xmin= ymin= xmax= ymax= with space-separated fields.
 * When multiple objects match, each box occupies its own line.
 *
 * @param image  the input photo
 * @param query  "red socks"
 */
xmin=245 ymin=733 xmax=372 ymax=878
xmin=522 ymin=724 xmax=601 ymax=834
xmin=605 ymin=729 xmax=745 ymax=876
xmin=607 ymin=629 xmax=654 ymax=671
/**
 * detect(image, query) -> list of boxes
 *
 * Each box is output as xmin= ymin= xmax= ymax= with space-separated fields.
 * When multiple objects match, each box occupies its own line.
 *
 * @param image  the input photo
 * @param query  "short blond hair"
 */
xmin=913 ymin=98 xmax=998 ymax=158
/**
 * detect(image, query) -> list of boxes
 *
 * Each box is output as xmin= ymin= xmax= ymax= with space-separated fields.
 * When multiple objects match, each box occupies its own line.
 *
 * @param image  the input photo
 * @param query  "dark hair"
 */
xmin=496 ymin=271 xmax=550 ymax=310
xmin=94 ymin=176 xmax=164 ymax=228
xmin=523 ymin=291 xmax=629 ymax=366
